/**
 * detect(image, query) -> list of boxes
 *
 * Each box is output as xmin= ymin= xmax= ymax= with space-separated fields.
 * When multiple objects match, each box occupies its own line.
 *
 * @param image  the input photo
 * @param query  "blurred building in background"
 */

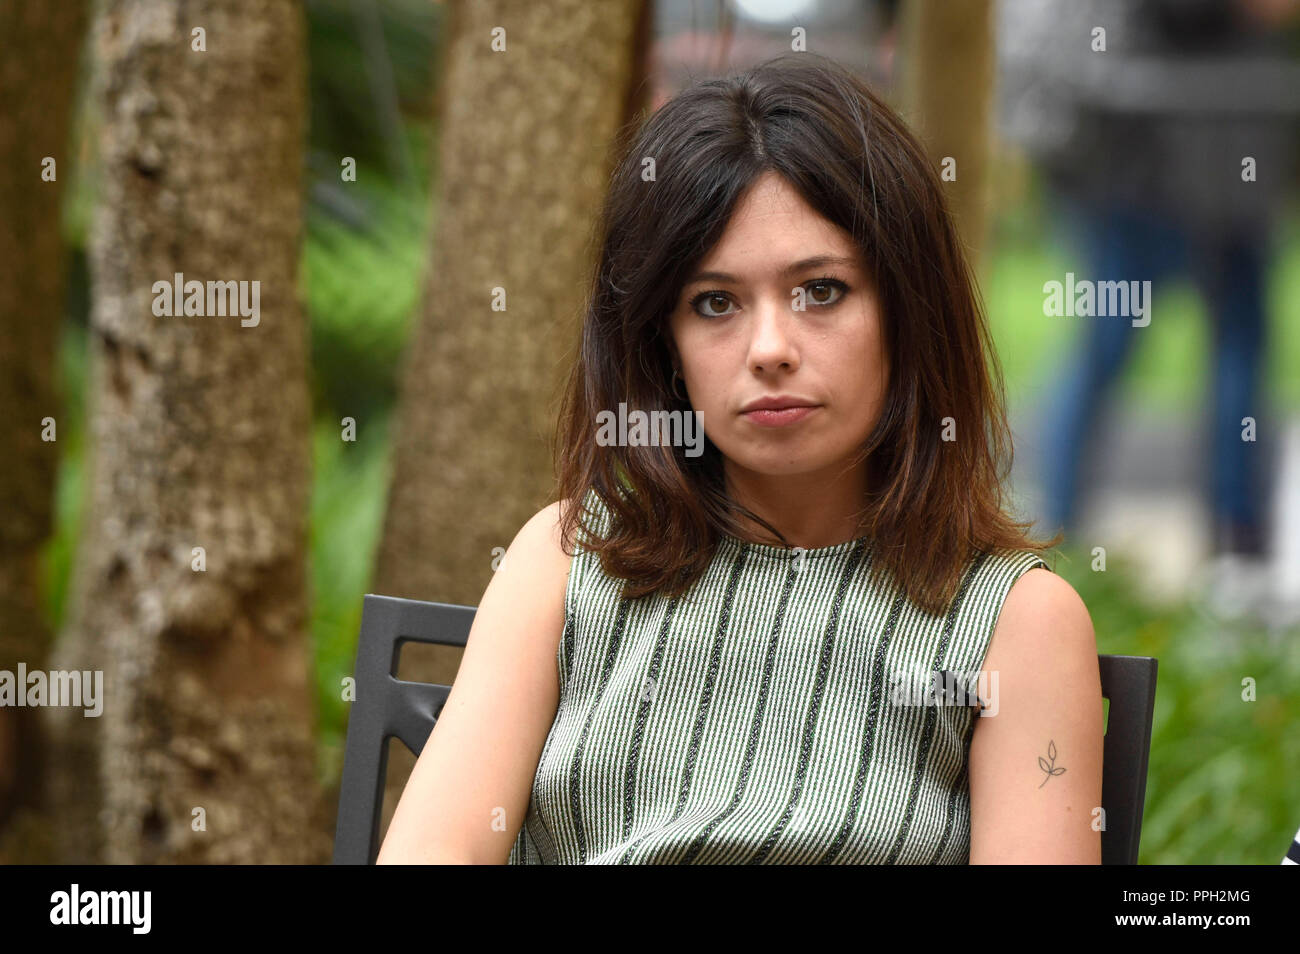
xmin=649 ymin=0 xmax=897 ymax=104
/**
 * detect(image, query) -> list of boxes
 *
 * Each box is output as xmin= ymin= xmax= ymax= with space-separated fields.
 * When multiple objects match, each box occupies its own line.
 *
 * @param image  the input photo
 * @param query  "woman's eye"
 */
xmin=805 ymin=279 xmax=847 ymax=306
xmin=692 ymin=293 xmax=735 ymax=318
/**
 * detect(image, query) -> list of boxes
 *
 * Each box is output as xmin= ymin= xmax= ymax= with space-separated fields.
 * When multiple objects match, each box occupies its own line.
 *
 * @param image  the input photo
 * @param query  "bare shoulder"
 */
xmin=990 ymin=565 xmax=1093 ymax=645
xmin=482 ymin=499 xmax=579 ymax=638
xmin=476 ymin=500 xmax=576 ymax=639
xmin=980 ymin=566 xmax=1099 ymax=707
xmin=503 ymin=498 xmax=576 ymax=585
xmin=980 ymin=565 xmax=1100 ymax=726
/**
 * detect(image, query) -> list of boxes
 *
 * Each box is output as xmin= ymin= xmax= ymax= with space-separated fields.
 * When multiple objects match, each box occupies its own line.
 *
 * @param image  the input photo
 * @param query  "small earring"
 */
xmin=671 ymin=368 xmax=687 ymax=402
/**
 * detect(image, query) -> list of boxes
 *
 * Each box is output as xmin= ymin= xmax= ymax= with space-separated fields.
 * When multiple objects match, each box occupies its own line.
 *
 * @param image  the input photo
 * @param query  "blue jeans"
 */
xmin=1037 ymin=194 xmax=1270 ymax=550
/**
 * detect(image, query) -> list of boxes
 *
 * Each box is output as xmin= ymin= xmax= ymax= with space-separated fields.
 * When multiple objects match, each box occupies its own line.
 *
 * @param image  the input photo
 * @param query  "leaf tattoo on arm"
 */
xmin=1038 ymin=739 xmax=1067 ymax=788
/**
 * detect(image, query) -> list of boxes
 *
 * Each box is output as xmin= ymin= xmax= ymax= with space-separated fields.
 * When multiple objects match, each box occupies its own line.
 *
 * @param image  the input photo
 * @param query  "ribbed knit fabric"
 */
xmin=507 ymin=491 xmax=1050 ymax=864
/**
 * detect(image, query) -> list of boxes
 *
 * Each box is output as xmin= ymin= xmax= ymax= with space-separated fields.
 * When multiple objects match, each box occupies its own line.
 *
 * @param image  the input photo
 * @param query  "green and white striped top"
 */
xmin=508 ymin=491 xmax=1049 ymax=864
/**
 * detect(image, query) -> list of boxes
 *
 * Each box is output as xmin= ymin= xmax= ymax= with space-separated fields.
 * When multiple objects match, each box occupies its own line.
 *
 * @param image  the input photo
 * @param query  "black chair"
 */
xmin=333 ymin=595 xmax=471 ymax=867
xmin=333 ymin=594 xmax=1158 ymax=864
xmin=1097 ymin=654 xmax=1159 ymax=864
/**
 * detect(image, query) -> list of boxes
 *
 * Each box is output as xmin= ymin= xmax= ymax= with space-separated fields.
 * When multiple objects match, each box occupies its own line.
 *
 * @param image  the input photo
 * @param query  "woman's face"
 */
xmin=667 ymin=171 xmax=889 ymax=488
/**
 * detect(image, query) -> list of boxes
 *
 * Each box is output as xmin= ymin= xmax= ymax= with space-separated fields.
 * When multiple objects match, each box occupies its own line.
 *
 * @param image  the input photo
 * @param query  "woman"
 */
xmin=378 ymin=53 xmax=1103 ymax=865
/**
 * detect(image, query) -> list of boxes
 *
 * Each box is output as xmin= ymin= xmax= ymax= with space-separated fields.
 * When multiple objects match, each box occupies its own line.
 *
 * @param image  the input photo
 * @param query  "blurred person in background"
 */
xmin=997 ymin=0 xmax=1300 ymax=620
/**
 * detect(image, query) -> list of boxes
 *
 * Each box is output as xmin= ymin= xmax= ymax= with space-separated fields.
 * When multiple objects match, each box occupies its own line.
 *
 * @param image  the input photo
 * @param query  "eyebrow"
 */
xmin=685 ymin=254 xmax=860 ymax=286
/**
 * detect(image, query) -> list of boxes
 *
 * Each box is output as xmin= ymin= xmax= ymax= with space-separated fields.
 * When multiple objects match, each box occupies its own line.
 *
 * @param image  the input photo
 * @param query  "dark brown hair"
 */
xmin=549 ymin=52 xmax=1061 ymax=617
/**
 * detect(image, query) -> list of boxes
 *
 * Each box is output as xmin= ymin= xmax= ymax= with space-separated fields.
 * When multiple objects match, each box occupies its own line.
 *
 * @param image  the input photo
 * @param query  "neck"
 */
xmin=723 ymin=456 xmax=870 ymax=549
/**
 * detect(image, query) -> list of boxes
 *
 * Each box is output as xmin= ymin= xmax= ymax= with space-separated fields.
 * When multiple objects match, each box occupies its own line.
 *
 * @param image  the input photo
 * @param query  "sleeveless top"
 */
xmin=507 ymin=491 xmax=1050 ymax=864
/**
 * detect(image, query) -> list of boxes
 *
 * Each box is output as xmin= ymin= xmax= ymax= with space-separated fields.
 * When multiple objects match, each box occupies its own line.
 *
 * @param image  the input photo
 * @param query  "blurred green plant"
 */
xmin=303 ymin=173 xmax=429 ymax=422
xmin=308 ymin=412 xmax=393 ymax=788
xmin=305 ymin=0 xmax=443 ymax=185
xmin=39 ymin=322 xmax=87 ymax=632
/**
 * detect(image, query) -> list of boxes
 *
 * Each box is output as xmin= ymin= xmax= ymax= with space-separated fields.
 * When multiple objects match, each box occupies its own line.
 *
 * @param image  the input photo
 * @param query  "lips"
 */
xmin=740 ymin=404 xmax=819 ymax=427
xmin=739 ymin=395 xmax=819 ymax=413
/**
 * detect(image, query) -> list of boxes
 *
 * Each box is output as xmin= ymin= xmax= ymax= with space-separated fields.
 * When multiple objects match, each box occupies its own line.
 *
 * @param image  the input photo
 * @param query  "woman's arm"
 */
xmin=376 ymin=500 xmax=573 ymax=864
xmin=968 ymin=568 xmax=1105 ymax=864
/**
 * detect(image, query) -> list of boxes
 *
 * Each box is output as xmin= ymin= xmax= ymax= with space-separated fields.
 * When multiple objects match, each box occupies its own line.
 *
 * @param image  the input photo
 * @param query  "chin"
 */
xmin=729 ymin=450 xmax=827 ymax=476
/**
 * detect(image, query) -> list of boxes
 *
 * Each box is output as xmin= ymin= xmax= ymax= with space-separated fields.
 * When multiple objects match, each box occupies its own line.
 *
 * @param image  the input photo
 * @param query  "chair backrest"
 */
xmin=333 ymin=595 xmax=473 ymax=865
xmin=1097 ymin=654 xmax=1159 ymax=864
xmin=333 ymin=594 xmax=1158 ymax=865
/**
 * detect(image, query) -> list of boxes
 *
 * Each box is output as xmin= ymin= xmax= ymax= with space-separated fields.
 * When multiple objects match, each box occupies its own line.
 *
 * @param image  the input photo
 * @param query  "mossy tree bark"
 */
xmin=47 ymin=0 xmax=326 ymax=864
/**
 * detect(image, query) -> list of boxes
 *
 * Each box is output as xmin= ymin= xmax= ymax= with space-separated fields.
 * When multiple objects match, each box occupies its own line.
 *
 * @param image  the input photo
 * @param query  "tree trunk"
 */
xmin=898 ymin=0 xmax=994 ymax=265
xmin=46 ymin=0 xmax=325 ymax=864
xmin=370 ymin=0 xmax=649 ymax=841
xmin=0 ymin=0 xmax=90 ymax=863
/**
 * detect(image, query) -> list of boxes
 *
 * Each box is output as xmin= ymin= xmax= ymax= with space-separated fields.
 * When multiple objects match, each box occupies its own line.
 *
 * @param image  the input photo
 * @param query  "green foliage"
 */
xmin=303 ymin=175 xmax=428 ymax=421
xmin=301 ymin=0 xmax=441 ymax=424
xmin=304 ymin=0 xmax=444 ymax=178
xmin=308 ymin=413 xmax=393 ymax=786
xmin=40 ymin=322 xmax=88 ymax=632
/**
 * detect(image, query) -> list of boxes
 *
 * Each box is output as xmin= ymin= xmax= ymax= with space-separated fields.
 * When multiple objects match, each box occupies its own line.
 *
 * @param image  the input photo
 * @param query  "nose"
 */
xmin=747 ymin=294 xmax=800 ymax=374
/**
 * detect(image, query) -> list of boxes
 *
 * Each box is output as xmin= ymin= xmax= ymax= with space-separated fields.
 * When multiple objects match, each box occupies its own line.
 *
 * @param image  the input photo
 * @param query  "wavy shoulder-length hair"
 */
xmin=549 ymin=52 xmax=1060 ymax=617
